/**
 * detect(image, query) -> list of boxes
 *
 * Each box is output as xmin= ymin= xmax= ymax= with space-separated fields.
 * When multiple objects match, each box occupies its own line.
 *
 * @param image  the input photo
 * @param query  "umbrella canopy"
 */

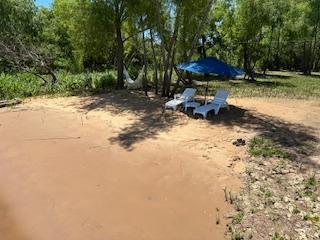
xmin=177 ymin=57 xmax=245 ymax=78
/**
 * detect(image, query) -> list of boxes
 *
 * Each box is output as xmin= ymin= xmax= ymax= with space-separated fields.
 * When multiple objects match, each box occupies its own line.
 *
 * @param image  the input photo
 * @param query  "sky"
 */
xmin=35 ymin=0 xmax=52 ymax=8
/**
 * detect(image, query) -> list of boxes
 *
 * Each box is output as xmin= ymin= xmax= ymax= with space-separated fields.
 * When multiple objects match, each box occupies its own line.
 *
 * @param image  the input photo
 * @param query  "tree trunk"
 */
xmin=142 ymin=24 xmax=148 ymax=96
xmin=149 ymin=29 xmax=158 ymax=95
xmin=264 ymin=26 xmax=274 ymax=74
xmin=201 ymin=35 xmax=207 ymax=58
xmin=243 ymin=42 xmax=255 ymax=80
xmin=187 ymin=0 xmax=214 ymax=60
xmin=312 ymin=3 xmax=320 ymax=71
xmin=154 ymin=0 xmax=168 ymax=97
xmin=302 ymin=41 xmax=313 ymax=75
xmin=155 ymin=0 xmax=182 ymax=97
xmin=170 ymin=65 xmax=183 ymax=98
xmin=243 ymin=42 xmax=248 ymax=73
xmin=115 ymin=12 xmax=124 ymax=89
xmin=168 ymin=46 xmax=177 ymax=94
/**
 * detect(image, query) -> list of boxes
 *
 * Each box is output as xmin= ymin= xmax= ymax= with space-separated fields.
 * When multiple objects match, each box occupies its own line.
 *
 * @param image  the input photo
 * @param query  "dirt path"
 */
xmin=0 ymin=93 xmax=319 ymax=240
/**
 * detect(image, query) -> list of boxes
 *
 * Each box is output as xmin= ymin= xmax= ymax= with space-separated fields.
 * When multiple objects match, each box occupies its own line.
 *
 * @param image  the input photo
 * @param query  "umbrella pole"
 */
xmin=204 ymin=75 xmax=209 ymax=104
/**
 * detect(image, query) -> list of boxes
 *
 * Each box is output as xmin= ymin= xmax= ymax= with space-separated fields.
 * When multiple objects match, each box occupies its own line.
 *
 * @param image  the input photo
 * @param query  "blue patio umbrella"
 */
xmin=177 ymin=57 xmax=245 ymax=78
xmin=177 ymin=57 xmax=245 ymax=101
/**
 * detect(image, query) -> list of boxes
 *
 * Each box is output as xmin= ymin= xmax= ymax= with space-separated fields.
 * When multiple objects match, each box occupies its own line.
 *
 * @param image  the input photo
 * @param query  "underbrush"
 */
xmin=0 ymin=73 xmax=43 ymax=99
xmin=0 ymin=71 xmax=116 ymax=100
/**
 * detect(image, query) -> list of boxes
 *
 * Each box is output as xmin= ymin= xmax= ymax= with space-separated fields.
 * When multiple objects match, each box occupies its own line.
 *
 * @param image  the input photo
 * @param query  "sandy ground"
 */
xmin=0 ymin=92 xmax=319 ymax=240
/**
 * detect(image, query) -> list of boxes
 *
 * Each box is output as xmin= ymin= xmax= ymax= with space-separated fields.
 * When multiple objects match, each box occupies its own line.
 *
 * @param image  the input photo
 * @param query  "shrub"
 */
xmin=56 ymin=72 xmax=91 ymax=94
xmin=0 ymin=70 xmax=118 ymax=100
xmin=0 ymin=73 xmax=43 ymax=99
xmin=94 ymin=72 xmax=116 ymax=90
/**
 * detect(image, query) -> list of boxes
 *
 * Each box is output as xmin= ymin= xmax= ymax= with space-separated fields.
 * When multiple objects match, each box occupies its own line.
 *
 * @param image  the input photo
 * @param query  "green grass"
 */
xmin=1 ymin=70 xmax=320 ymax=100
xmin=304 ymin=214 xmax=320 ymax=225
xmin=272 ymin=232 xmax=287 ymax=240
xmin=248 ymin=137 xmax=292 ymax=159
xmin=0 ymin=71 xmax=117 ymax=100
xmin=303 ymin=175 xmax=319 ymax=200
xmin=232 ymin=211 xmax=244 ymax=224
xmin=231 ymin=232 xmax=243 ymax=240
xmin=192 ymin=71 xmax=320 ymax=99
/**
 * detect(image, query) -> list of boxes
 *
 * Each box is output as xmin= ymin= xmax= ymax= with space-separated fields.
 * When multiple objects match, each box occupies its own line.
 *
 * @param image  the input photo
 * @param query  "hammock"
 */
xmin=124 ymin=65 xmax=145 ymax=90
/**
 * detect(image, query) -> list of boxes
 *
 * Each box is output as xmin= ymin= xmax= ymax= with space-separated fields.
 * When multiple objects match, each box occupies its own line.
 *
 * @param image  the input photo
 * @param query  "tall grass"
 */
xmin=0 ymin=73 xmax=44 ymax=99
xmin=0 ymin=71 xmax=117 ymax=100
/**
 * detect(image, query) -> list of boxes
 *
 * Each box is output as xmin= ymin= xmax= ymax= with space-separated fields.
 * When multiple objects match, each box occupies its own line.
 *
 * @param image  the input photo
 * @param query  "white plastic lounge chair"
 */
xmin=165 ymin=88 xmax=197 ymax=110
xmin=124 ymin=65 xmax=145 ymax=90
xmin=193 ymin=89 xmax=230 ymax=118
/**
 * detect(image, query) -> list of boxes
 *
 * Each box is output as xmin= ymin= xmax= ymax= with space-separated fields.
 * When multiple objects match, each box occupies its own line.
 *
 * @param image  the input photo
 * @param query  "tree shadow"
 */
xmin=298 ymin=73 xmax=320 ymax=79
xmin=230 ymin=80 xmax=295 ymax=88
xmin=78 ymin=91 xmax=183 ymax=151
xmin=192 ymin=105 xmax=319 ymax=168
xmin=78 ymin=91 xmax=319 ymax=167
xmin=255 ymin=72 xmax=293 ymax=79
xmin=193 ymin=78 xmax=295 ymax=89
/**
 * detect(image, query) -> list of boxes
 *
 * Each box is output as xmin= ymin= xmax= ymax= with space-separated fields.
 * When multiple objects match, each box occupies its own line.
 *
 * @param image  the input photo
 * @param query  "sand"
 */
xmin=0 ymin=92 xmax=319 ymax=240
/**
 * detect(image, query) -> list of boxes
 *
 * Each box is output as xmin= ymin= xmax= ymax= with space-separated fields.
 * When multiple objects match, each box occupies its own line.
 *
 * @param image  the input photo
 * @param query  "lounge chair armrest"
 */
xmin=174 ymin=94 xmax=181 ymax=100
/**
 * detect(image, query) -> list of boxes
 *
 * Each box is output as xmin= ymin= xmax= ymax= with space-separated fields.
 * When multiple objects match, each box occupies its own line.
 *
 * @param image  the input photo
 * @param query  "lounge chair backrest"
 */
xmin=212 ymin=89 xmax=229 ymax=105
xmin=181 ymin=88 xmax=196 ymax=100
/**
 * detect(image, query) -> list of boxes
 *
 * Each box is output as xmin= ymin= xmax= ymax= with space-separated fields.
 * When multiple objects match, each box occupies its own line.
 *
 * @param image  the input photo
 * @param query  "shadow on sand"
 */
xmin=79 ymin=91 xmax=183 ymax=151
xmin=79 ymin=91 xmax=319 ymax=167
xmin=191 ymin=105 xmax=319 ymax=168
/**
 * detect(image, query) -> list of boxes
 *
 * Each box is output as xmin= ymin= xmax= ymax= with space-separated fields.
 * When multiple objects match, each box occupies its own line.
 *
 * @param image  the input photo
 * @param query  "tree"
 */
xmin=0 ymin=36 xmax=57 ymax=84
xmin=0 ymin=0 xmax=56 ymax=82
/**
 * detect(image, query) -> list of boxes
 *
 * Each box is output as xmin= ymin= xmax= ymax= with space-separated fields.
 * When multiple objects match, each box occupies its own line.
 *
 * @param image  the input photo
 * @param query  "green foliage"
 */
xmin=0 ymin=71 xmax=116 ymax=99
xmin=248 ymin=137 xmax=291 ymax=159
xmin=272 ymin=232 xmax=286 ymax=240
xmin=231 ymin=232 xmax=243 ymax=240
xmin=232 ymin=211 xmax=244 ymax=224
xmin=56 ymin=71 xmax=116 ymax=95
xmin=91 ymin=72 xmax=117 ymax=90
xmin=209 ymin=0 xmax=320 ymax=73
xmin=1 ymin=0 xmax=320 ymax=95
xmin=303 ymin=175 xmax=319 ymax=199
xmin=35 ymin=7 xmax=73 ymax=70
xmin=0 ymin=0 xmax=37 ymax=37
xmin=0 ymin=73 xmax=43 ymax=99
xmin=304 ymin=214 xmax=320 ymax=225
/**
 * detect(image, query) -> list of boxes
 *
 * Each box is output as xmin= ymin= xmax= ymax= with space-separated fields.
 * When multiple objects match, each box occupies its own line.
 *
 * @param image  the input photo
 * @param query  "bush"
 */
xmin=94 ymin=72 xmax=116 ymax=90
xmin=0 ymin=73 xmax=43 ymax=99
xmin=0 ymin=70 xmax=117 ymax=100
xmin=56 ymin=72 xmax=92 ymax=94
